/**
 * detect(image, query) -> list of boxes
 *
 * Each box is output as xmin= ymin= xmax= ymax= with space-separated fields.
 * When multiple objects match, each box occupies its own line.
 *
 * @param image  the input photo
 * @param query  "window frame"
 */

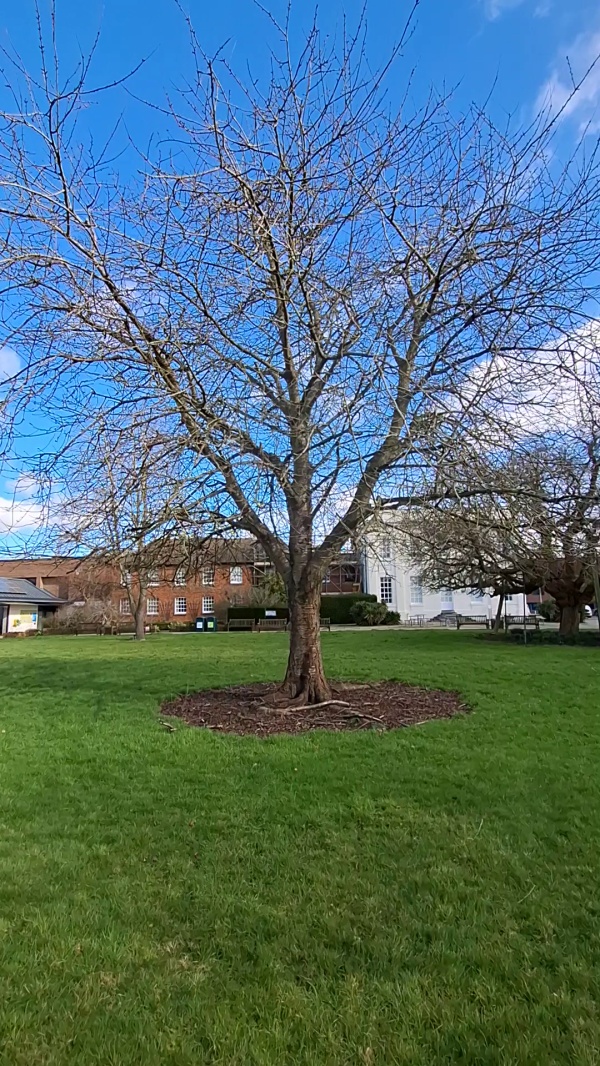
xmin=202 ymin=596 xmax=215 ymax=615
xmin=379 ymin=575 xmax=393 ymax=605
xmin=146 ymin=597 xmax=159 ymax=616
xmin=174 ymin=597 xmax=187 ymax=616
xmin=409 ymin=576 xmax=424 ymax=605
xmin=174 ymin=567 xmax=187 ymax=587
xmin=202 ymin=566 xmax=215 ymax=586
xmin=119 ymin=598 xmax=131 ymax=615
xmin=229 ymin=565 xmax=243 ymax=585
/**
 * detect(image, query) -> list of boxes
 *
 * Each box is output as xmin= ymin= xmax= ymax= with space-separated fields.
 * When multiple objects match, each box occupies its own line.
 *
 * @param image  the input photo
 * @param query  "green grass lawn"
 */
xmin=1 ymin=630 xmax=600 ymax=1065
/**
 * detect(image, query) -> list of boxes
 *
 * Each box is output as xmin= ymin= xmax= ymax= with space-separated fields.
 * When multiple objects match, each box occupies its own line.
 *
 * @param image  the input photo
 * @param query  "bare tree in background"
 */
xmin=58 ymin=424 xmax=203 ymax=640
xmin=404 ymin=437 xmax=600 ymax=636
xmin=1 ymin=7 xmax=600 ymax=698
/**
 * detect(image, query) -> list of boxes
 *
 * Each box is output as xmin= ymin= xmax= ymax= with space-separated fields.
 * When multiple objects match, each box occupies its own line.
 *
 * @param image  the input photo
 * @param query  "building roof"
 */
xmin=0 ymin=578 xmax=65 ymax=606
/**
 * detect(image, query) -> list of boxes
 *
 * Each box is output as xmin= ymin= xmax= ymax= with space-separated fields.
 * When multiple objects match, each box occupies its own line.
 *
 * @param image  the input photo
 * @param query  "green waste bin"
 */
xmin=205 ymin=616 xmax=217 ymax=632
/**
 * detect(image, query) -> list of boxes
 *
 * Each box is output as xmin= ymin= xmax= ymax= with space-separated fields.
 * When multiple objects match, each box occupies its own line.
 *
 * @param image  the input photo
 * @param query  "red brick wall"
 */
xmin=0 ymin=557 xmax=254 ymax=622
xmin=110 ymin=564 xmax=254 ymax=622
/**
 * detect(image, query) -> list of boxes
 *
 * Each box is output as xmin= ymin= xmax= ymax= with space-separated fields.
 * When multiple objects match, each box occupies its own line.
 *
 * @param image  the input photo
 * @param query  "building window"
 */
xmin=202 ymin=596 xmax=215 ymax=614
xmin=119 ymin=598 xmax=131 ymax=615
xmin=441 ymin=589 xmax=454 ymax=608
xmin=147 ymin=569 xmax=160 ymax=587
xmin=174 ymin=597 xmax=187 ymax=616
xmin=380 ymin=576 xmax=393 ymax=605
xmin=229 ymin=566 xmax=243 ymax=585
xmin=120 ymin=570 xmax=131 ymax=588
xmin=505 ymin=594 xmax=514 ymax=602
xmin=410 ymin=576 xmax=423 ymax=605
xmin=147 ymin=597 xmax=159 ymax=615
xmin=202 ymin=566 xmax=215 ymax=586
xmin=381 ymin=537 xmax=392 ymax=560
xmin=174 ymin=567 xmax=187 ymax=587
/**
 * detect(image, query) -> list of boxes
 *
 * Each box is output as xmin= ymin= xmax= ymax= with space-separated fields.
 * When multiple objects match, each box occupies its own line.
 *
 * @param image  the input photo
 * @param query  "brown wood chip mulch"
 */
xmin=160 ymin=682 xmax=467 ymax=738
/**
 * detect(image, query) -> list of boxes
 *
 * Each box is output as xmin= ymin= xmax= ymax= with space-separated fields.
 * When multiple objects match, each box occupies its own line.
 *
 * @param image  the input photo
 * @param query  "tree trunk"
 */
xmin=282 ymin=584 xmax=331 ymax=705
xmin=493 ymin=592 xmax=505 ymax=633
xmin=558 ymin=603 xmax=580 ymax=637
xmin=134 ymin=601 xmax=146 ymax=641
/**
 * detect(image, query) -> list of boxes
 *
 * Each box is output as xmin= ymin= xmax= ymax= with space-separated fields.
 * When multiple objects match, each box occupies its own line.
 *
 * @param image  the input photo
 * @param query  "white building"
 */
xmin=0 ymin=578 xmax=64 ymax=635
xmin=360 ymin=521 xmax=495 ymax=622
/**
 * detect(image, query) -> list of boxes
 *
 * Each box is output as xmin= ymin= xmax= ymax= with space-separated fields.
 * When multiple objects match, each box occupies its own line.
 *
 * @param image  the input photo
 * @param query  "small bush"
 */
xmin=384 ymin=610 xmax=400 ymax=625
xmin=350 ymin=600 xmax=389 ymax=626
xmin=536 ymin=598 xmax=559 ymax=622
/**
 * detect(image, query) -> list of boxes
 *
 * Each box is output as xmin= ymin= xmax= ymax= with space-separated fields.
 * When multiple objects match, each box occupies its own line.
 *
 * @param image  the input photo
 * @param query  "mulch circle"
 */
xmin=160 ymin=682 xmax=468 ymax=738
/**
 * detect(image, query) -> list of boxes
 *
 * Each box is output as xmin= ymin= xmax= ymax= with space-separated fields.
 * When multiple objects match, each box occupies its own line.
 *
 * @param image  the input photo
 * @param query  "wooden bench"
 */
xmin=320 ymin=617 xmax=331 ymax=631
xmin=227 ymin=618 xmax=256 ymax=631
xmin=456 ymin=615 xmax=491 ymax=629
xmin=505 ymin=614 xmax=540 ymax=630
xmin=257 ymin=618 xmax=288 ymax=632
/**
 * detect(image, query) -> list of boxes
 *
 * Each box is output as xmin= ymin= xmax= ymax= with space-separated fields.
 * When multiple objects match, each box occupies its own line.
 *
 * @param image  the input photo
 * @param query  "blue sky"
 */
xmin=0 ymin=0 xmax=598 ymax=547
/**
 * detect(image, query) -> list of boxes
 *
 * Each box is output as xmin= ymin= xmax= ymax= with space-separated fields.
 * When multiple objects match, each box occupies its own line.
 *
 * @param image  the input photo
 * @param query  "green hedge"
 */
xmin=227 ymin=594 xmax=376 ymax=626
xmin=321 ymin=593 xmax=376 ymax=624
xmin=227 ymin=606 xmax=290 ymax=623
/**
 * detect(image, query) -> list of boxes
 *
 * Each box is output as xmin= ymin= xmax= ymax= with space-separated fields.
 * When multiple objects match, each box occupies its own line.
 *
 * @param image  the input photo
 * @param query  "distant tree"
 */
xmin=404 ymin=438 xmax=600 ymax=636
xmin=249 ymin=571 xmax=288 ymax=608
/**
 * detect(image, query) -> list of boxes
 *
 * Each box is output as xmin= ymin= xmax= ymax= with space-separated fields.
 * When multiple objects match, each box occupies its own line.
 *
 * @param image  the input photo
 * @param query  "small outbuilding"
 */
xmin=0 ymin=578 xmax=64 ymax=635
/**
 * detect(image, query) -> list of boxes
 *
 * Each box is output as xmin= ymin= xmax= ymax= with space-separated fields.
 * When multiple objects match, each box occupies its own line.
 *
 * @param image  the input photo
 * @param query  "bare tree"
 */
xmin=2 ymin=9 xmax=600 ymax=698
xmin=404 ymin=438 xmax=600 ymax=637
xmin=57 ymin=424 xmax=201 ymax=640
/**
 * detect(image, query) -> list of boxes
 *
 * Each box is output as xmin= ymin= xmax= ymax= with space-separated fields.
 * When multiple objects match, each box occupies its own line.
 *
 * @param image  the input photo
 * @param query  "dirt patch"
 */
xmin=160 ymin=682 xmax=467 ymax=737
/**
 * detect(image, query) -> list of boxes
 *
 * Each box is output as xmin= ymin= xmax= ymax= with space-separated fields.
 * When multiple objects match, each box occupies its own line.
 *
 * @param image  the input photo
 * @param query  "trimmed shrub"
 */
xmin=508 ymin=628 xmax=600 ymax=647
xmin=227 ymin=606 xmax=289 ymax=623
xmin=320 ymin=593 xmax=377 ymax=625
xmin=228 ymin=594 xmax=376 ymax=626
xmin=384 ymin=610 xmax=400 ymax=625
xmin=349 ymin=600 xmax=389 ymax=626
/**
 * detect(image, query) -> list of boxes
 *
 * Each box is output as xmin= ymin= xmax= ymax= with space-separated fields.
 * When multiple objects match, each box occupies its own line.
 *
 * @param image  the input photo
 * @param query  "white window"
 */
xmin=147 ymin=597 xmax=159 ymax=615
xmin=410 ymin=576 xmax=423 ymax=605
xmin=229 ymin=566 xmax=243 ymax=585
xmin=380 ymin=576 xmax=393 ymax=605
xmin=120 ymin=570 xmax=131 ymax=588
xmin=147 ymin=569 xmax=160 ymax=587
xmin=174 ymin=567 xmax=187 ymax=587
xmin=202 ymin=566 xmax=215 ymax=585
xmin=505 ymin=594 xmax=514 ymax=602
xmin=202 ymin=596 xmax=215 ymax=614
xmin=441 ymin=589 xmax=454 ymax=608
xmin=174 ymin=597 xmax=187 ymax=616
xmin=119 ymin=598 xmax=131 ymax=615
xmin=381 ymin=537 xmax=392 ymax=560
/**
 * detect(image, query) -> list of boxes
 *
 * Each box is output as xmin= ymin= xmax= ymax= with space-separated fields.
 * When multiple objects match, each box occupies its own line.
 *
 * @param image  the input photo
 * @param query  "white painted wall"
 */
xmin=361 ymin=524 xmax=494 ymax=621
xmin=7 ymin=604 xmax=40 ymax=633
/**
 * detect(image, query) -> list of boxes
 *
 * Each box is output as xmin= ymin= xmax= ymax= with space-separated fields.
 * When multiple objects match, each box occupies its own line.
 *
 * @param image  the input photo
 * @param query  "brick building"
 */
xmin=0 ymin=542 xmax=257 ymax=624
xmin=0 ymin=540 xmax=364 ymax=624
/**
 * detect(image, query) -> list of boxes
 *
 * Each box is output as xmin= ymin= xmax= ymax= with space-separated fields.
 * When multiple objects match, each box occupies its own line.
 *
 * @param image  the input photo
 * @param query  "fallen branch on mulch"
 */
xmin=160 ymin=681 xmax=468 ymax=738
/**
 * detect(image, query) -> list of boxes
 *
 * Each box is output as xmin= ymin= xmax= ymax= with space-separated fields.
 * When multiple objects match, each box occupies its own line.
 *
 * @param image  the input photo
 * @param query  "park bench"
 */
xmin=456 ymin=615 xmax=491 ymax=629
xmin=227 ymin=617 xmax=256 ymax=632
xmin=257 ymin=618 xmax=288 ymax=632
xmin=504 ymin=614 xmax=540 ymax=630
xmin=320 ymin=617 xmax=331 ymax=631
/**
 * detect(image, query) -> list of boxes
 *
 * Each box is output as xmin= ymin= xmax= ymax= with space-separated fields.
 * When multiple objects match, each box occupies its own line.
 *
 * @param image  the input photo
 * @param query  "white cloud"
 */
xmin=0 ymin=346 xmax=20 ymax=381
xmin=462 ymin=320 xmax=600 ymax=441
xmin=483 ymin=0 xmax=550 ymax=19
xmin=536 ymin=31 xmax=600 ymax=130
xmin=0 ymin=496 xmax=44 ymax=533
